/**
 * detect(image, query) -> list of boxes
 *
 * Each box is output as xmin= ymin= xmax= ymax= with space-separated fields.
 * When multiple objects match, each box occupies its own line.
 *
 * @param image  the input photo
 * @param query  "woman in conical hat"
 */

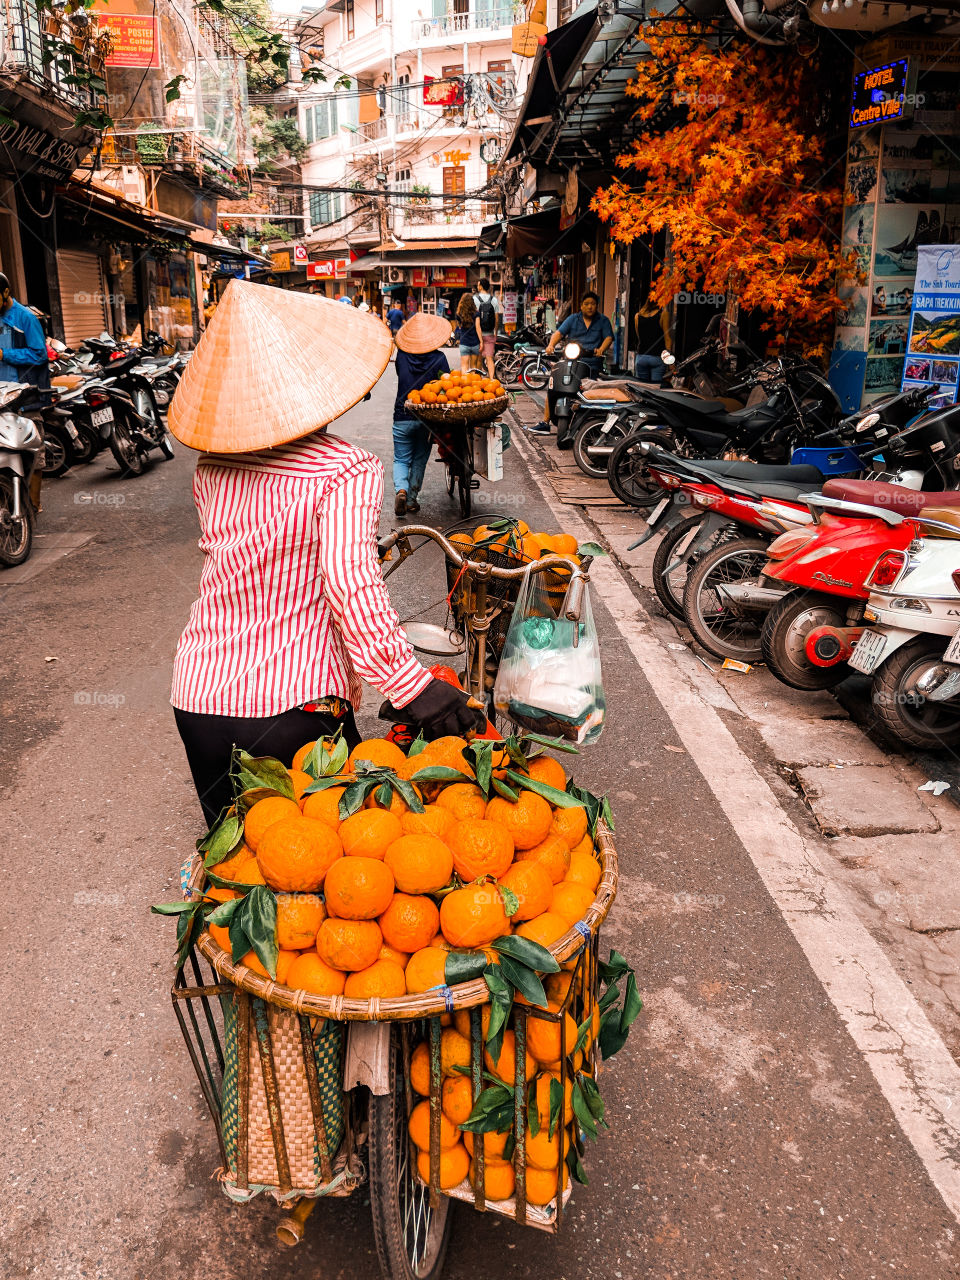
xmin=167 ymin=280 xmax=482 ymax=825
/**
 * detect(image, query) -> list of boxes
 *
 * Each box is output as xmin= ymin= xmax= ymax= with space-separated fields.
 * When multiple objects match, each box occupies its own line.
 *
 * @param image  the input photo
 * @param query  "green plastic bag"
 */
xmin=493 ymin=565 xmax=605 ymax=743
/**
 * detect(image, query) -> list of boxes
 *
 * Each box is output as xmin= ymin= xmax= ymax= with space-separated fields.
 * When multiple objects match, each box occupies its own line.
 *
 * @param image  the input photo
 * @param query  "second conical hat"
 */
xmin=168 ymin=279 xmax=392 ymax=453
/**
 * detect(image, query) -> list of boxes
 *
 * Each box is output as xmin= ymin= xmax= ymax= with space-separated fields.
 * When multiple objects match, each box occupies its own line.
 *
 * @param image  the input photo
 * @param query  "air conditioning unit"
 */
xmin=387 ymin=266 xmax=407 ymax=284
xmin=489 ymin=269 xmax=504 ymax=287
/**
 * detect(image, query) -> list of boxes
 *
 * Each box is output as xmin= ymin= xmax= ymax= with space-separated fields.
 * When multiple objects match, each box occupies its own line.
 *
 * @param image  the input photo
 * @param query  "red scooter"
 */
xmin=760 ymin=479 xmax=960 ymax=689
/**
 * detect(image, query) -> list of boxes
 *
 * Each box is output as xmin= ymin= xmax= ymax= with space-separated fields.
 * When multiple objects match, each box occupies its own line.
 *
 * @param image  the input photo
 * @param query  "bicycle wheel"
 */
xmin=369 ymin=1028 xmax=454 ymax=1280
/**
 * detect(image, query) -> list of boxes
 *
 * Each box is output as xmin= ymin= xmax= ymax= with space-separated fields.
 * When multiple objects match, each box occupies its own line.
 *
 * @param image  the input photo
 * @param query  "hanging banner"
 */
xmin=423 ymin=76 xmax=463 ymax=107
xmin=271 ymin=250 xmax=293 ymax=273
xmin=901 ymin=244 xmax=960 ymax=407
xmin=430 ymin=267 xmax=467 ymax=287
xmin=411 ymin=268 xmax=429 ymax=287
xmin=99 ymin=14 xmax=161 ymax=68
xmin=307 ymin=257 xmax=351 ymax=279
xmin=503 ymin=292 xmax=518 ymax=324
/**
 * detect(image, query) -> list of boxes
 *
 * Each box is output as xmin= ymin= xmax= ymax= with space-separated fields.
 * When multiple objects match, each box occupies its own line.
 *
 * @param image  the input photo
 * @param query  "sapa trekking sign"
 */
xmin=850 ymin=60 xmax=908 ymax=128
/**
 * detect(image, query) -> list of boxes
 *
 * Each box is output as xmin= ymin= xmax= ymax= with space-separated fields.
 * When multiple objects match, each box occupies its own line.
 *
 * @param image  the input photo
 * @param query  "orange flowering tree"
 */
xmin=591 ymin=22 xmax=848 ymax=357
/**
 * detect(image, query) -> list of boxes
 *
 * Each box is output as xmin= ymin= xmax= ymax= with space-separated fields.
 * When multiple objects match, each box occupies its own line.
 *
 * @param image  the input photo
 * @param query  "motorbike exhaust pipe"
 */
xmin=276 ymin=1196 xmax=318 ymax=1247
xmin=714 ymin=583 xmax=786 ymax=611
xmin=916 ymin=664 xmax=960 ymax=702
xmin=803 ymin=626 xmax=862 ymax=667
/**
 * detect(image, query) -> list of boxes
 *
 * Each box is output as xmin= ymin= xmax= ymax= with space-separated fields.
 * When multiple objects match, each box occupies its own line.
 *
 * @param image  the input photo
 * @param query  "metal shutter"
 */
xmin=57 ymin=250 xmax=108 ymax=348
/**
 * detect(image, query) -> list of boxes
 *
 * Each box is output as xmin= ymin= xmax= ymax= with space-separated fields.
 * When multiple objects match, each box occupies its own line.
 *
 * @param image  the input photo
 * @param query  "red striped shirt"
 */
xmin=171 ymin=431 xmax=432 ymax=717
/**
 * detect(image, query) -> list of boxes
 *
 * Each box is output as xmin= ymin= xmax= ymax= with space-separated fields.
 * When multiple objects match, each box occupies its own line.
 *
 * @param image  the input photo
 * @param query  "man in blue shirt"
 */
xmin=533 ymin=291 xmax=614 ymax=436
xmin=0 ymin=275 xmax=48 ymax=394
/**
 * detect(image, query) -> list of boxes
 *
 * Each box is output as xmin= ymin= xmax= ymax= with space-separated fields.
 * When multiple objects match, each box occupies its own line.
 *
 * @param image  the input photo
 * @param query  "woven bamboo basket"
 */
xmin=405 ymin=394 xmax=509 ymax=426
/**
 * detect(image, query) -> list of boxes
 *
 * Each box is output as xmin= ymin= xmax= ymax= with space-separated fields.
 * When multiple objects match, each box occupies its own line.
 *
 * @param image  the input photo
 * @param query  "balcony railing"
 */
xmin=2 ymin=0 xmax=96 ymax=108
xmin=411 ymin=4 xmax=525 ymax=41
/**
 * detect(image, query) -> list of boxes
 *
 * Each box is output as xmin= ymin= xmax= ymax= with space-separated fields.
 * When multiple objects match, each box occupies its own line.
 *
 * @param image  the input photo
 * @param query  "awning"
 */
xmin=350 ymin=247 xmax=477 ymax=272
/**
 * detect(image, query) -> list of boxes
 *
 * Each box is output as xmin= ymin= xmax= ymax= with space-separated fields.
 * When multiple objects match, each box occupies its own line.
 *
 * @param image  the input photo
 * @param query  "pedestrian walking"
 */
xmin=456 ymin=292 xmax=481 ymax=373
xmin=473 ymin=276 xmax=501 ymax=379
xmin=166 ymin=280 xmax=479 ymax=825
xmin=391 ymin=312 xmax=451 ymax=517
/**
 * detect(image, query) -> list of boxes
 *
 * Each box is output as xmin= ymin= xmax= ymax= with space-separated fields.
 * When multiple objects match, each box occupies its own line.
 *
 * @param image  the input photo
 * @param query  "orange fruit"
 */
xmin=447 ymin=818 xmax=514 ymax=881
xmin=526 ymin=755 xmax=567 ymax=791
xmin=429 ymin=932 xmax=452 ymax=951
xmin=472 ymin=1158 xmax=515 ymax=1201
xmin=379 ymin=893 xmax=440 ymax=954
xmin=526 ymin=1126 xmax=562 ymax=1169
xmin=384 ymin=834 xmax=453 ymax=895
xmin=301 ymin=786 xmax=347 ymax=830
xmin=400 ymin=803 xmax=455 ymax=841
xmin=276 ymin=949 xmax=299 ymax=985
xmin=410 ymin=1041 xmax=432 ymax=1096
xmin=348 ymin=738 xmax=407 ymax=772
xmin=525 ymin=1164 xmax=569 ymax=1206
xmin=439 ymin=885 xmax=509 ymax=948
xmin=532 ymin=1071 xmax=573 ymax=1126
xmin=498 ymin=861 xmax=553 ymax=922
xmin=565 ymin=849 xmax=601 ymax=893
xmin=442 ymin=1075 xmax=474 ymax=1126
xmin=365 ymin=783 xmax=422 ymax=817
xmin=526 ymin=1002 xmax=578 ymax=1066
xmin=441 ymin=1027 xmax=471 ymax=1076
xmin=516 ymin=912 xmax=569 ymax=951
xmin=484 ymin=1028 xmax=536 ymax=1084
xmin=517 ymin=834 xmax=571 ymax=885
xmin=405 ymin=946 xmax=449 ymax=994
xmin=257 ymin=818 xmax=344 ymax=892
xmin=416 ymin=1143 xmax=469 ymax=1189
xmin=285 ymin=951 xmax=346 ymax=996
xmin=292 ymin=741 xmax=316 ymax=772
xmin=551 ymin=533 xmax=579 ymax=555
xmin=453 ymin=1005 xmax=491 ymax=1041
xmin=204 ymin=885 xmax=239 ymax=904
xmin=379 ymin=942 xmax=411 ymax=967
xmin=324 ymin=856 xmax=395 ymax=919
xmin=275 ymin=892 xmax=326 ymax=950
xmin=238 ymin=949 xmax=269 ymax=976
xmin=485 ymin=792 xmax=552 ymax=850
xmin=551 ymin=805 xmax=589 ymax=851
xmin=544 ymin=971 xmax=574 ymax=1005
xmin=288 ymin=769 xmax=314 ymax=803
xmin=549 ymin=882 xmax=594 ymax=928
xmin=420 ymin=735 xmax=472 ymax=773
xmin=221 ymin=854 xmax=266 ymax=886
xmin=408 ymin=1098 xmax=458 ymax=1150
xmin=338 ymin=808 xmax=403 ymax=859
xmin=435 ymin=782 xmax=487 ymax=821
xmin=316 ymin=918 xmax=383 ymax=972
xmin=243 ymin=795 xmax=303 ymax=852
xmin=211 ymin=843 xmax=254 ymax=881
xmin=344 ymin=958 xmax=406 ymax=998
xmin=208 ymin=923 xmax=232 ymax=952
xmin=463 ymin=1129 xmax=510 ymax=1160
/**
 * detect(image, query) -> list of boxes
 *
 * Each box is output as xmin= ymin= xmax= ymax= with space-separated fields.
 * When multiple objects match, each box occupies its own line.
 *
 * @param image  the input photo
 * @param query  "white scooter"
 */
xmin=0 ymin=383 xmax=43 ymax=568
xmin=848 ymin=507 xmax=960 ymax=748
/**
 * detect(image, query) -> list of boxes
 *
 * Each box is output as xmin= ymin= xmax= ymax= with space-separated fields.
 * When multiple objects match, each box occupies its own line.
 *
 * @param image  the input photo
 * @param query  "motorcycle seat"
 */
xmin=580 ymin=387 xmax=634 ymax=402
xmin=693 ymin=458 xmax=823 ymax=485
xmin=643 ymin=390 xmax=733 ymax=418
xmin=733 ymin=480 xmax=822 ymax=502
xmin=916 ymin=509 xmax=960 ymax=538
xmin=822 ymin=479 xmax=960 ymax=514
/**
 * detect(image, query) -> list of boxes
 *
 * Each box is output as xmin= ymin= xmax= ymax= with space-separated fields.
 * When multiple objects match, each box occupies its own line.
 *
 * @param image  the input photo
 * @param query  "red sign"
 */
xmin=101 ymin=14 xmax=160 ymax=68
xmin=423 ymin=76 xmax=463 ymax=107
xmin=431 ymin=267 xmax=467 ymax=287
xmin=411 ymin=268 xmax=429 ymax=288
xmin=293 ymin=243 xmax=308 ymax=263
xmin=307 ymin=257 xmax=351 ymax=279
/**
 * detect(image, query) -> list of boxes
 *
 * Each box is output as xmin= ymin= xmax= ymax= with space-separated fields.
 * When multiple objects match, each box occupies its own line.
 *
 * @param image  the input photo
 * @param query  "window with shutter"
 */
xmin=442 ymin=165 xmax=465 ymax=212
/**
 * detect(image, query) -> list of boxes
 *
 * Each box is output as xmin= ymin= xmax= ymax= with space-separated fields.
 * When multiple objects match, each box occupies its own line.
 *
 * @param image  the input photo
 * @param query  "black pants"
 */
xmin=174 ymin=706 xmax=361 ymax=828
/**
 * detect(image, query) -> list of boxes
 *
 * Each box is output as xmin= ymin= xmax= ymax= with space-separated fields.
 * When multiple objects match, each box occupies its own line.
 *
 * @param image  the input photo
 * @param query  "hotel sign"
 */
xmin=850 ymin=60 xmax=908 ymax=128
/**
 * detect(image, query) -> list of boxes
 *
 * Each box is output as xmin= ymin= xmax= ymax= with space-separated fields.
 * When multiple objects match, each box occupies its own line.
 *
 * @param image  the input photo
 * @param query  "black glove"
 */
xmin=393 ymin=678 xmax=486 ymax=740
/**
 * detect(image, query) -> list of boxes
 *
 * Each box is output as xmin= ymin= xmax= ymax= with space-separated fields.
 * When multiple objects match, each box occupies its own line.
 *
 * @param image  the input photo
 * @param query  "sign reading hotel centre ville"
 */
xmin=850 ymin=60 xmax=908 ymax=128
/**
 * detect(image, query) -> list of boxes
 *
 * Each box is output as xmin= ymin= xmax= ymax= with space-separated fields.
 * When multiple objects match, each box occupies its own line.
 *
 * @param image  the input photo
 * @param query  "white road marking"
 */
xmin=511 ymin=428 xmax=960 ymax=1222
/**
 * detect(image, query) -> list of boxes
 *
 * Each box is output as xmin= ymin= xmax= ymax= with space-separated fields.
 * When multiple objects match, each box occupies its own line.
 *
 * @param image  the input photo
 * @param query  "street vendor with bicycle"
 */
xmin=166 ymin=280 xmax=482 ymax=826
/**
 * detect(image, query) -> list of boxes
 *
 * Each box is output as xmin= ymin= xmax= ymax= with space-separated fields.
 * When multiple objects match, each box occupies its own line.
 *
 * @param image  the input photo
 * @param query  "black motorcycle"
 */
xmin=545 ymin=341 xmax=605 ymax=448
xmin=605 ymin=358 xmax=842 ymax=507
xmin=82 ymin=348 xmax=174 ymax=476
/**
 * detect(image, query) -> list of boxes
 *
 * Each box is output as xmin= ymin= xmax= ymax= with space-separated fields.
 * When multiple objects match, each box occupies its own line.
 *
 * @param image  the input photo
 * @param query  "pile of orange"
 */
xmin=206 ymin=736 xmax=602 ymax=1004
xmin=407 ymin=370 xmax=505 ymax=406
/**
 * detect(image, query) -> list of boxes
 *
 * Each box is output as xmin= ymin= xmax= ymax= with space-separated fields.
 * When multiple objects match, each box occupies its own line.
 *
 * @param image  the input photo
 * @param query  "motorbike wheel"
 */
xmin=682 ymin=536 xmax=770 ymax=662
xmin=651 ymin=513 xmax=710 ymax=621
xmin=760 ymin=589 xmax=852 ymax=691
xmin=573 ymin=415 xmax=632 ymax=479
xmin=71 ymin=423 xmax=98 ymax=465
xmin=109 ymin=414 xmax=146 ymax=477
xmin=871 ymin=636 xmax=960 ymax=750
xmin=39 ymin=426 xmax=72 ymax=477
xmin=520 ymin=356 xmax=550 ymax=391
xmin=608 ymin=428 xmax=675 ymax=507
xmin=159 ymin=430 xmax=175 ymax=461
xmin=0 ymin=473 xmax=34 ymax=567
xmin=369 ymin=1027 xmax=455 ymax=1280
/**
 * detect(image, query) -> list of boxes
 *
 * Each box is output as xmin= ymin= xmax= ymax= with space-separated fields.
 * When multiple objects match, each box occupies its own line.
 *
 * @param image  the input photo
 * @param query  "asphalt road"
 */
xmin=3 ymin=361 xmax=960 ymax=1279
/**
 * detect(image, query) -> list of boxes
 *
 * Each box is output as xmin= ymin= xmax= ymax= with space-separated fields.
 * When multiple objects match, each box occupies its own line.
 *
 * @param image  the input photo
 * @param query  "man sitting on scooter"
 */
xmin=536 ymin=291 xmax=614 ymax=429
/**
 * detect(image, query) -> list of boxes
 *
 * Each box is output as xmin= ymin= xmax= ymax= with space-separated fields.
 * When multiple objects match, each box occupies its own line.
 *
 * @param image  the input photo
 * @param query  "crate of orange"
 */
xmin=158 ymin=730 xmax=638 ymax=1269
xmin=405 ymin=368 xmax=509 ymax=425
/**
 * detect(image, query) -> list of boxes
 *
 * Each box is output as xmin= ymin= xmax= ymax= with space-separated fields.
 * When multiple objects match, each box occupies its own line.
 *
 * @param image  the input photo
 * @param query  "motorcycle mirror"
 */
xmin=856 ymin=411 xmax=881 ymax=433
xmin=660 ymin=350 xmax=676 ymax=365
xmin=563 ymin=342 xmax=581 ymax=359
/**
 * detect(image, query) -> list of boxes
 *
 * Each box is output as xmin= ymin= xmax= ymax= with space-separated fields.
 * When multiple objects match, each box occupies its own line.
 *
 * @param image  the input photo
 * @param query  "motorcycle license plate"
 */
xmin=64 ymin=418 xmax=80 ymax=442
xmin=943 ymin=625 xmax=960 ymax=666
xmin=646 ymin=497 xmax=671 ymax=529
xmin=91 ymin=407 xmax=113 ymax=427
xmin=848 ymin=628 xmax=889 ymax=674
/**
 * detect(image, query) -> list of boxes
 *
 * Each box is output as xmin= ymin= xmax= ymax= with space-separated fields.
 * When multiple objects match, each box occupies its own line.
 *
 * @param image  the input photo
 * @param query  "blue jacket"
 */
xmin=394 ymin=349 xmax=448 ymax=422
xmin=0 ymin=299 xmax=49 ymax=389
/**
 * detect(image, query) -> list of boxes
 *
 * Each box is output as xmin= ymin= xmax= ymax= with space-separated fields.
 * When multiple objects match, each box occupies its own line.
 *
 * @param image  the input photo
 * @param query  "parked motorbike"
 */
xmin=546 ymin=342 xmax=613 ymax=448
xmin=83 ymin=352 xmax=174 ymax=475
xmin=493 ymin=324 xmax=547 ymax=385
xmin=0 ymin=384 xmax=43 ymax=568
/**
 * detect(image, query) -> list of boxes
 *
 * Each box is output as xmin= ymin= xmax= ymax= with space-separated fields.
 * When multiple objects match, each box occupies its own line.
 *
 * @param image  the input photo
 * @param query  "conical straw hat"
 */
xmin=394 ymin=312 xmax=452 ymax=354
xmin=168 ymin=279 xmax=393 ymax=453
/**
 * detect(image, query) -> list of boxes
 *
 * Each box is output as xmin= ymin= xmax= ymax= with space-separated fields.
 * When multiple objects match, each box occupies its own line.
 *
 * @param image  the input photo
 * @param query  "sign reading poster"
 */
xmin=100 ymin=14 xmax=160 ymax=67
xmin=902 ymin=245 xmax=960 ymax=408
